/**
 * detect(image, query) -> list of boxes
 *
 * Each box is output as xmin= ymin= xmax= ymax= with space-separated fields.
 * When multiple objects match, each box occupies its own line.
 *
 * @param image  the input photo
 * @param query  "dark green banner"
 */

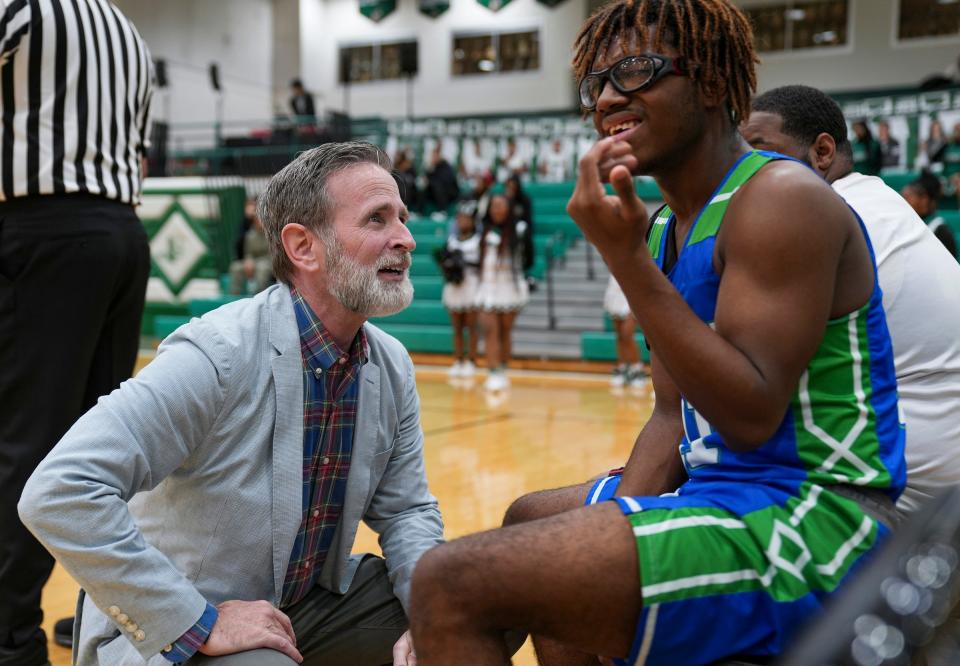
xmin=419 ymin=0 xmax=450 ymax=18
xmin=359 ymin=0 xmax=396 ymax=22
xmin=477 ymin=0 xmax=513 ymax=11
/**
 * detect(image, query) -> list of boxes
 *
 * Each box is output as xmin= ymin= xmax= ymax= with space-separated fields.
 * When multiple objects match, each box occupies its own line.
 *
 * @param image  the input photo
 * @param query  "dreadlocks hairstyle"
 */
xmin=572 ymin=0 xmax=759 ymax=124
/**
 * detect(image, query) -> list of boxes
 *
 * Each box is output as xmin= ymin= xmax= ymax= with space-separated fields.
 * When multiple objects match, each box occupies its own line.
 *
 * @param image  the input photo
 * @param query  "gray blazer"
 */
xmin=19 ymin=285 xmax=444 ymax=665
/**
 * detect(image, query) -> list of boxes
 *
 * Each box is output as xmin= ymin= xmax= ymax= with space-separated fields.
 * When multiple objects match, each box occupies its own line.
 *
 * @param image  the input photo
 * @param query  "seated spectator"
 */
xmin=288 ymin=78 xmax=316 ymax=121
xmin=424 ymin=144 xmax=459 ymax=220
xmin=496 ymin=137 xmax=530 ymax=182
xmin=851 ymin=120 xmax=882 ymax=175
xmin=459 ymin=137 xmax=495 ymax=182
xmin=394 ymin=147 xmax=420 ymax=211
xmin=538 ymin=139 xmax=572 ymax=182
xmin=917 ymin=119 xmax=948 ymax=171
xmin=902 ymin=172 xmax=958 ymax=258
xmin=944 ymin=123 xmax=960 ymax=191
xmin=877 ymin=120 xmax=901 ymax=169
xmin=228 ymin=200 xmax=273 ymax=295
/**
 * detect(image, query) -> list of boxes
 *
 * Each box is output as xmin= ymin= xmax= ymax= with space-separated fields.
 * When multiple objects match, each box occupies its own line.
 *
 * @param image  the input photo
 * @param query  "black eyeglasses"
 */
xmin=578 ymin=54 xmax=686 ymax=111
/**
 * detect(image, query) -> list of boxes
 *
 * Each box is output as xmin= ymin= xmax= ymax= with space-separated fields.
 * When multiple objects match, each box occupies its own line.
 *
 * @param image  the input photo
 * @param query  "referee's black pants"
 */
xmin=0 ymin=194 xmax=149 ymax=666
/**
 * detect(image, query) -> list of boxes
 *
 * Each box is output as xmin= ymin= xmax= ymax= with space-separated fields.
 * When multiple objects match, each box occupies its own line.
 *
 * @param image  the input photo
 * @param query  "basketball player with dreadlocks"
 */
xmin=407 ymin=1 xmax=906 ymax=665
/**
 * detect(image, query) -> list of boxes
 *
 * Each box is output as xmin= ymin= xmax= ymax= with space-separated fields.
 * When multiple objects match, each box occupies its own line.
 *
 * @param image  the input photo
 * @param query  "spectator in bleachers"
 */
xmin=902 ymin=173 xmax=958 ymax=258
xmin=394 ymin=148 xmax=420 ymax=212
xmin=851 ymin=119 xmax=882 ymax=175
xmin=228 ymin=201 xmax=273 ymax=295
xmin=603 ymin=277 xmax=643 ymax=388
xmin=917 ymin=118 xmax=948 ymax=171
xmin=944 ymin=123 xmax=960 ymax=192
xmin=476 ymin=194 xmax=532 ymax=392
xmin=497 ymin=137 xmax=530 ymax=182
xmin=424 ymin=144 xmax=459 ymax=220
xmin=538 ymin=139 xmax=572 ymax=182
xmin=234 ymin=197 xmax=255 ymax=261
xmin=877 ymin=120 xmax=901 ymax=169
xmin=459 ymin=137 xmax=495 ymax=182
xmin=440 ymin=203 xmax=482 ymax=378
xmin=288 ymin=78 xmax=316 ymax=122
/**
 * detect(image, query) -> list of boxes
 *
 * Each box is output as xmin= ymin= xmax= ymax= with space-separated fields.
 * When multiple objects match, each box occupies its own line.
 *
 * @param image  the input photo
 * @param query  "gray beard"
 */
xmin=323 ymin=231 xmax=414 ymax=317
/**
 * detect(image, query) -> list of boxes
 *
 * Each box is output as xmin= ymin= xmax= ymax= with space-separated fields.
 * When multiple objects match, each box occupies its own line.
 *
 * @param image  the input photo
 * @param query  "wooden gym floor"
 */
xmin=41 ymin=362 xmax=653 ymax=665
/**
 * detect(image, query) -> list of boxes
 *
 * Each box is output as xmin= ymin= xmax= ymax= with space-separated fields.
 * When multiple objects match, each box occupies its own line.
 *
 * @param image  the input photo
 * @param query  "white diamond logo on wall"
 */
xmin=150 ymin=211 xmax=206 ymax=290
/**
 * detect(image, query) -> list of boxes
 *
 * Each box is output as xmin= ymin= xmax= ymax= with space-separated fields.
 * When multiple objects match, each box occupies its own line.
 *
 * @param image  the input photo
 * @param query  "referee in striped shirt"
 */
xmin=0 ymin=1 xmax=153 ymax=664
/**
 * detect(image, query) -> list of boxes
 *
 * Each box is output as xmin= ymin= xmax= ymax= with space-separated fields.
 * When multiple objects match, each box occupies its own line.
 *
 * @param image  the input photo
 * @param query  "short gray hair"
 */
xmin=257 ymin=142 xmax=393 ymax=284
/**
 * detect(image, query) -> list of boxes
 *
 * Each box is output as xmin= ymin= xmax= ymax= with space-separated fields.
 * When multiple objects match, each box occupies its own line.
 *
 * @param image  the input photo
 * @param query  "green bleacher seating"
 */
xmin=407 ymin=219 xmax=449 ymax=239
xmin=880 ymin=171 xmax=919 ymax=194
xmin=188 ymin=296 xmax=246 ymax=317
xmin=528 ymin=256 xmax=546 ymax=281
xmin=370 ymin=301 xmax=449 ymax=326
xmin=154 ymin=314 xmax=191 ymax=340
xmin=373 ymin=323 xmax=453 ymax=354
xmin=537 ymin=214 xmax=581 ymax=239
xmin=938 ymin=210 xmax=960 ymax=236
xmin=141 ymin=302 xmax=189 ymax=339
xmin=635 ymin=177 xmax=662 ymax=200
xmin=525 ymin=182 xmax=575 ymax=198
xmin=412 ymin=237 xmax=446 ymax=255
xmin=533 ymin=199 xmax=571 ymax=217
xmin=409 ymin=258 xmax=442 ymax=277
xmin=581 ymin=331 xmax=651 ymax=364
xmin=412 ymin=276 xmax=445 ymax=300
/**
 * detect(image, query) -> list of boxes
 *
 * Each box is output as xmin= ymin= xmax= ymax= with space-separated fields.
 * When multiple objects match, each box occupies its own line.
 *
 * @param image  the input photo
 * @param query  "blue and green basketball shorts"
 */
xmin=585 ymin=475 xmax=889 ymax=666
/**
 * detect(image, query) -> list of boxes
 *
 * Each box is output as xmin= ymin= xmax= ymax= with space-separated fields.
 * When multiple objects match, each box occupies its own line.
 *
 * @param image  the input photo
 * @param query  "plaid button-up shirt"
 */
xmin=281 ymin=287 xmax=369 ymax=608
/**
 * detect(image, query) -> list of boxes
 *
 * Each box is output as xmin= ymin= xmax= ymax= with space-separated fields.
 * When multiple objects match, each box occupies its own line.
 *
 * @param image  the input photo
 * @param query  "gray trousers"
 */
xmin=192 ymin=556 xmax=406 ymax=666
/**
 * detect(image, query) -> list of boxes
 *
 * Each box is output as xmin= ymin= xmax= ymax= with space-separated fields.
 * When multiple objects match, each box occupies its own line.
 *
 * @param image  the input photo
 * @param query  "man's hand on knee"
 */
xmin=198 ymin=599 xmax=303 ymax=663
xmin=392 ymin=629 xmax=416 ymax=666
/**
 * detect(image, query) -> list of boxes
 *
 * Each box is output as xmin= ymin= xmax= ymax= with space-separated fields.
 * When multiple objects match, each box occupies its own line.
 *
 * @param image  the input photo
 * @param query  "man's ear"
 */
xmin=809 ymin=132 xmax=837 ymax=174
xmin=281 ymin=223 xmax=323 ymax=274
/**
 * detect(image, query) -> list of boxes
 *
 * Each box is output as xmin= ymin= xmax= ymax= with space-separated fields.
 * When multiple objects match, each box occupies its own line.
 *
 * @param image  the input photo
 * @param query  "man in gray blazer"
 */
xmin=18 ymin=142 xmax=444 ymax=665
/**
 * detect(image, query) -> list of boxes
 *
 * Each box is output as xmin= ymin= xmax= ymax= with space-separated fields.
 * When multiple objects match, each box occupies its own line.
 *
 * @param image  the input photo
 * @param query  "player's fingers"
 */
xmin=576 ymin=137 xmax=617 ymax=194
xmin=610 ymin=165 xmax=644 ymax=219
xmin=598 ymin=154 xmax=639 ymax=183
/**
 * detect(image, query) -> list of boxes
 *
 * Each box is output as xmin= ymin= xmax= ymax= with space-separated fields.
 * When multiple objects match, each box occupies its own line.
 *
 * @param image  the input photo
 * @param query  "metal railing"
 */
xmin=544 ymin=237 xmax=557 ymax=331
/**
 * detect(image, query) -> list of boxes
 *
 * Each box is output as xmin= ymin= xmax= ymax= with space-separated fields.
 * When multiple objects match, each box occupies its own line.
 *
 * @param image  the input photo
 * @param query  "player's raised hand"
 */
xmin=567 ymin=137 xmax=648 ymax=266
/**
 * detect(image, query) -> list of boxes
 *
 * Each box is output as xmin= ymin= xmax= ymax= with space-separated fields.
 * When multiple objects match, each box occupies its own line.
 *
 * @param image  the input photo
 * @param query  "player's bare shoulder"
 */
xmin=716 ymin=158 xmax=856 ymax=266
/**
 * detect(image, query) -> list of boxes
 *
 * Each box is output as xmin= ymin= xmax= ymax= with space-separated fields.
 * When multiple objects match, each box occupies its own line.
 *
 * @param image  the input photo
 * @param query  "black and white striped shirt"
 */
xmin=0 ymin=0 xmax=153 ymax=204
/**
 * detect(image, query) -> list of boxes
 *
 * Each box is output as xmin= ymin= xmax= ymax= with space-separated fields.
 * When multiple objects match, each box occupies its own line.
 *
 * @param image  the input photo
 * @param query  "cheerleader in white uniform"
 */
xmin=603 ymin=275 xmax=643 ymax=387
xmin=441 ymin=206 xmax=481 ymax=376
xmin=476 ymin=194 xmax=530 ymax=391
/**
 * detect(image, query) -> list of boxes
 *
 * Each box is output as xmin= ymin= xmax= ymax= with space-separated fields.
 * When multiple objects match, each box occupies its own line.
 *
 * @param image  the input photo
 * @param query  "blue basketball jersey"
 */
xmin=646 ymin=150 xmax=905 ymax=504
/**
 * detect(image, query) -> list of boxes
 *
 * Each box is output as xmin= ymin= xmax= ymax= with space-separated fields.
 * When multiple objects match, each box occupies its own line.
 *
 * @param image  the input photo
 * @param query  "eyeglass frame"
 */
xmin=578 ymin=54 xmax=688 ymax=111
